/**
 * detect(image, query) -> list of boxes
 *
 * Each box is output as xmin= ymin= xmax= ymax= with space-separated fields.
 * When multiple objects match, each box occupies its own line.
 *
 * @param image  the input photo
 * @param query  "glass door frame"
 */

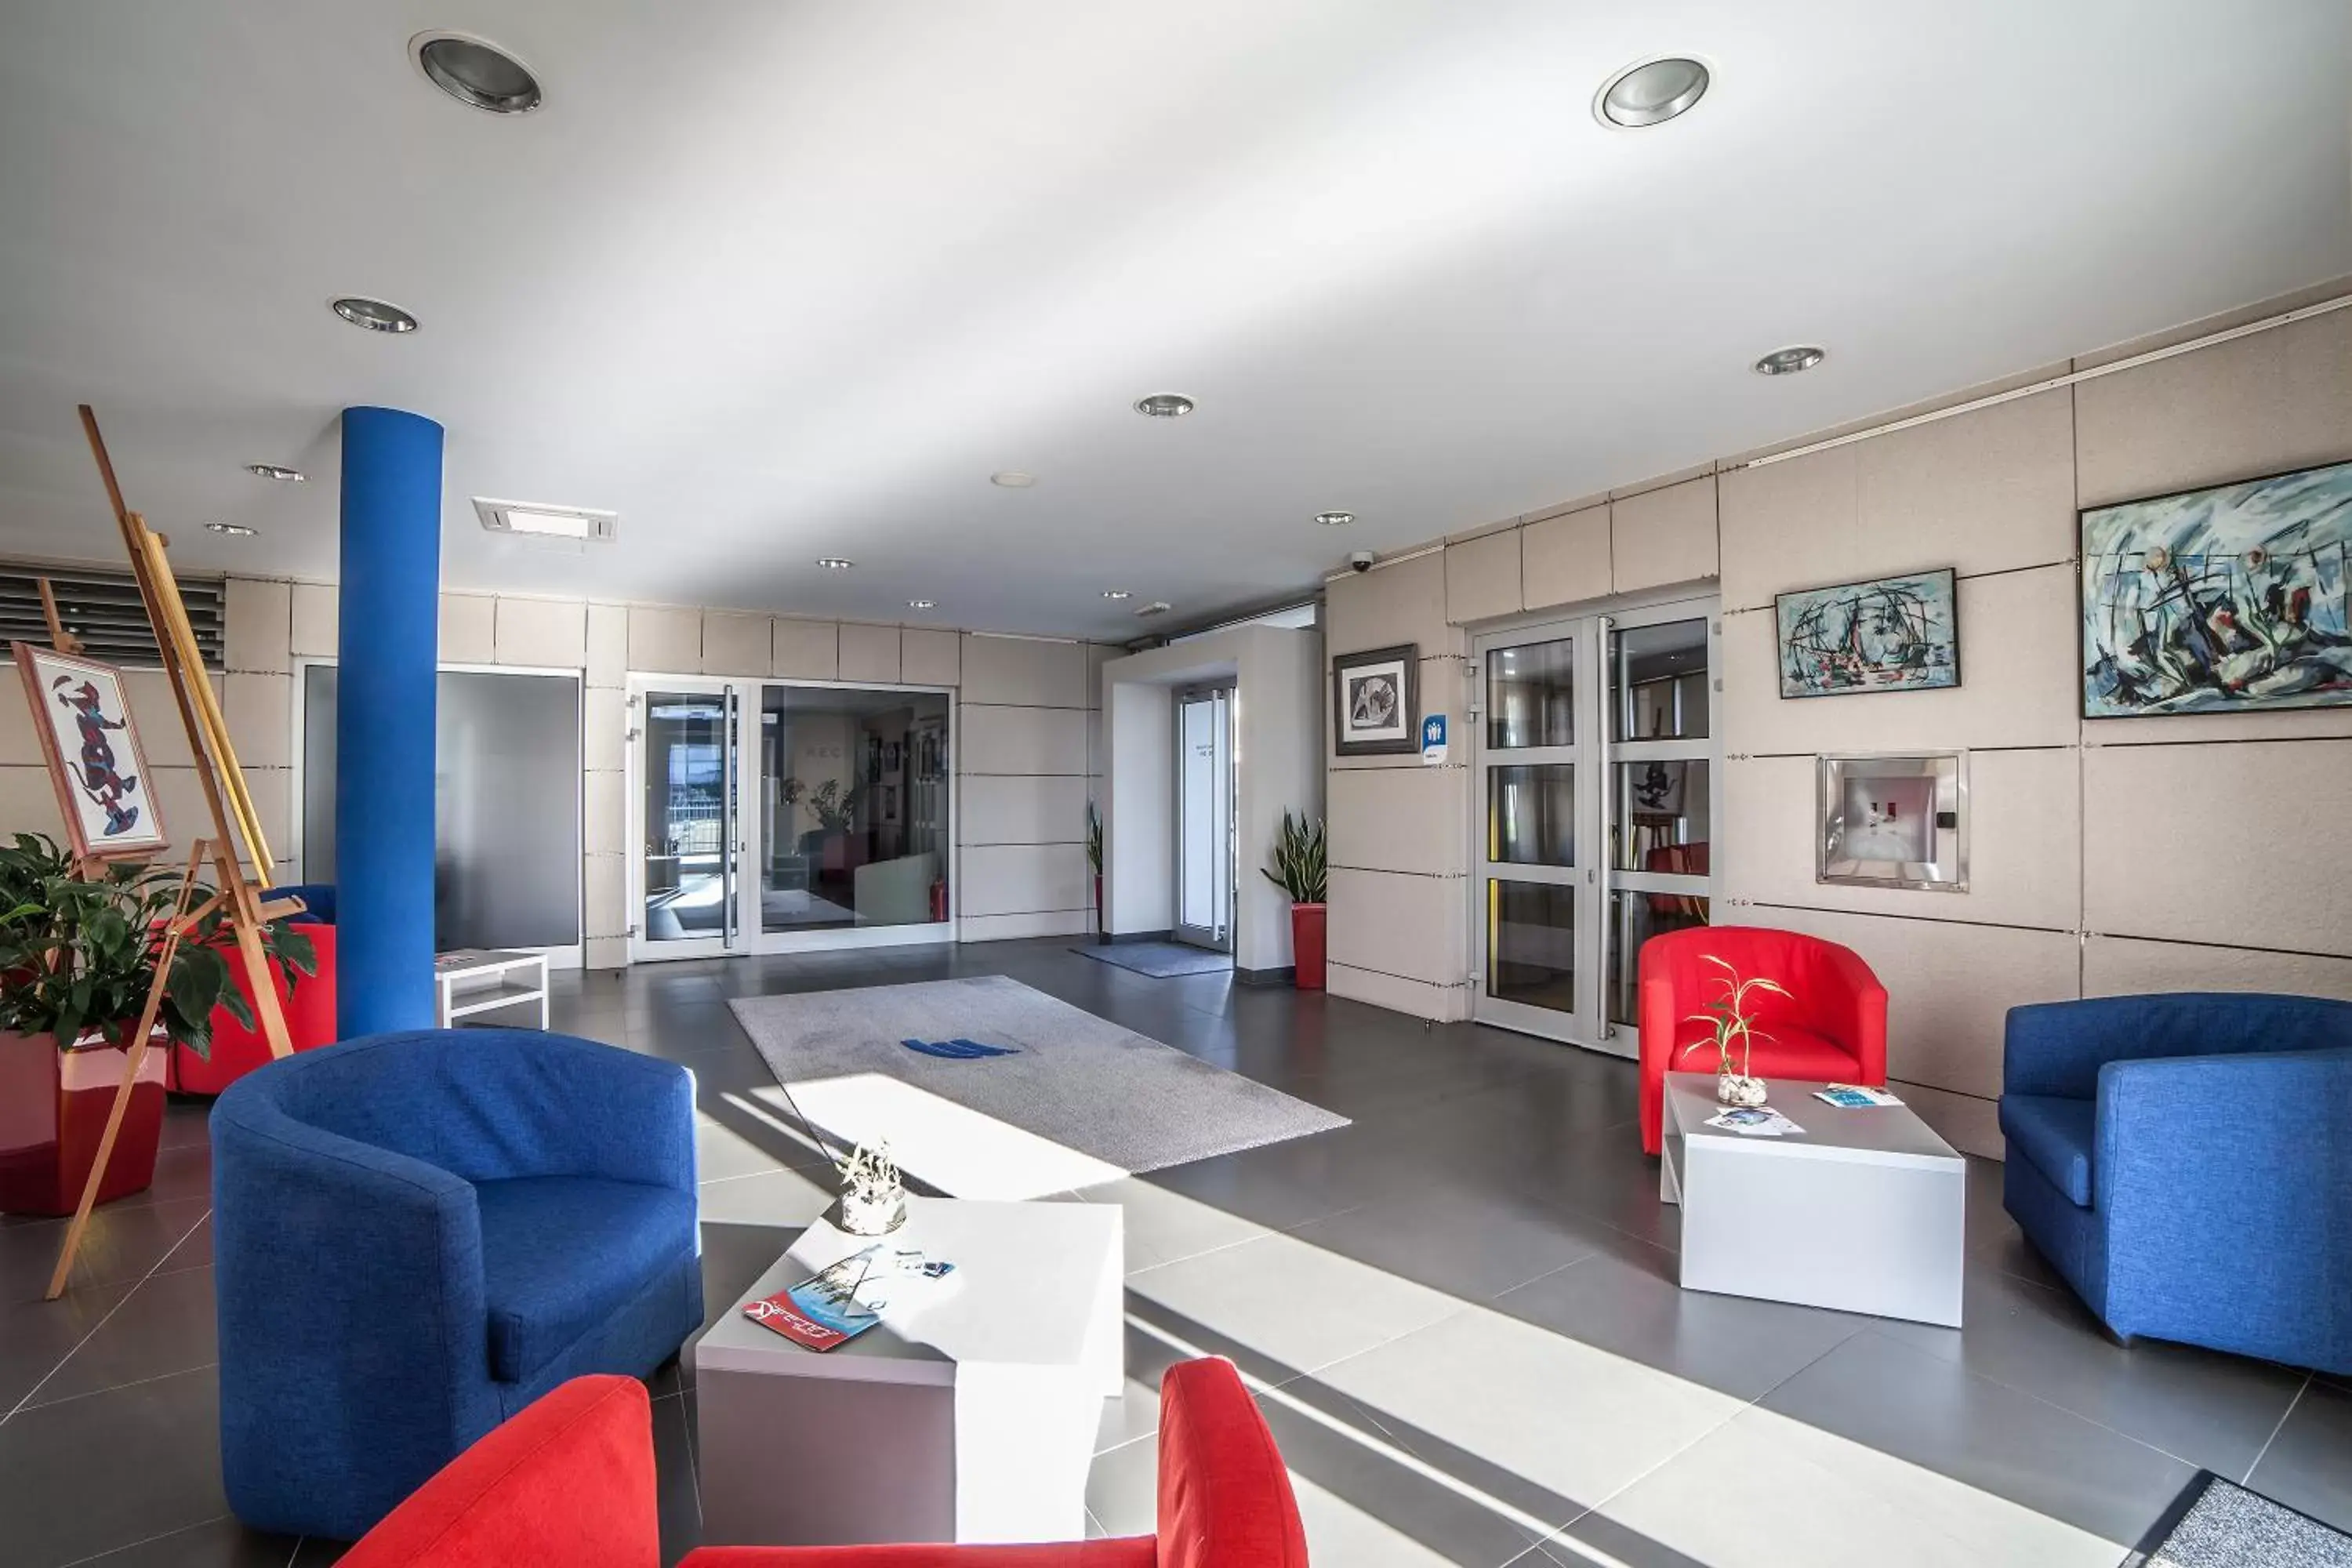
xmin=627 ymin=672 xmax=960 ymax=964
xmin=1171 ymin=684 xmax=1236 ymax=953
xmin=1468 ymin=590 xmax=1721 ymax=1054
xmin=626 ymin=674 xmax=743 ymax=964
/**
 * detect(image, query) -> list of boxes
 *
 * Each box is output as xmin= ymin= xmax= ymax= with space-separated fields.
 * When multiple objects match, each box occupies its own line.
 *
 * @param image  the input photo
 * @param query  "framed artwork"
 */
xmin=1624 ymin=758 xmax=1686 ymax=816
xmin=1775 ymin=569 xmax=1960 ymax=699
xmin=1817 ymin=752 xmax=1966 ymax=892
xmin=2080 ymin=458 xmax=2352 ymax=718
xmin=12 ymin=644 xmax=169 ymax=860
xmin=1332 ymin=644 xmax=1418 ymax=755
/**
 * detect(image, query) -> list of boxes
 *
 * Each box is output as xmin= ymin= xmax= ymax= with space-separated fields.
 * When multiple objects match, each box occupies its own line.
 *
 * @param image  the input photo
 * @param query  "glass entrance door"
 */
xmin=1472 ymin=598 xmax=1716 ymax=1054
xmin=630 ymin=680 xmax=742 ymax=960
xmin=1173 ymin=686 xmax=1234 ymax=952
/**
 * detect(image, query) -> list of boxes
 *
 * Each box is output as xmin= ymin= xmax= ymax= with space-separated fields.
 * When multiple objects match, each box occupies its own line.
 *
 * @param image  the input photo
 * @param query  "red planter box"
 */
xmin=0 ymin=1029 xmax=166 ymax=1215
xmin=1290 ymin=902 xmax=1327 ymax=990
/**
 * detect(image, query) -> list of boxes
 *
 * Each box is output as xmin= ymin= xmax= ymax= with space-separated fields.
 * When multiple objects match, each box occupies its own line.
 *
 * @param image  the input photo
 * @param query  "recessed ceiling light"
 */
xmin=1134 ymin=601 xmax=1172 ymax=618
xmin=204 ymin=521 xmax=256 ymax=537
xmin=816 ymin=557 xmax=855 ymax=570
xmin=1753 ymin=345 xmax=1828 ymax=376
xmin=907 ymin=599 xmax=936 ymax=610
xmin=1102 ymin=589 xmax=1131 ymax=600
xmin=1595 ymin=56 xmax=1710 ymax=129
xmin=245 ymin=463 xmax=305 ymax=482
xmin=1134 ymin=394 xmax=1195 ymax=419
xmin=989 ymin=471 xmax=1037 ymax=488
xmin=412 ymin=33 xmax=543 ymax=115
xmin=471 ymin=497 xmax=617 ymax=540
xmin=332 ymin=296 xmax=418 ymax=334
xmin=1315 ymin=511 xmax=1355 ymax=527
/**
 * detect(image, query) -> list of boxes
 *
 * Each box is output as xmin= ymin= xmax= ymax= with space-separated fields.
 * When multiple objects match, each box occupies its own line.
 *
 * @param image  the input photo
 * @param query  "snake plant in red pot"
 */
xmin=0 ymin=833 xmax=314 ymax=1214
xmin=1261 ymin=810 xmax=1328 ymax=989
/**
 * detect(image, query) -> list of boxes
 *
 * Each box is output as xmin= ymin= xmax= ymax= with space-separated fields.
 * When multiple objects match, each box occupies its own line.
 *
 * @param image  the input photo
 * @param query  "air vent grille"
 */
xmin=0 ymin=563 xmax=224 ymax=670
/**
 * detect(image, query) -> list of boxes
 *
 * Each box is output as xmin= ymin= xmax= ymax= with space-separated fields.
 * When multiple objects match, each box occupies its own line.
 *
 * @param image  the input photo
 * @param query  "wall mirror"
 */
xmin=1817 ymin=752 xmax=1967 ymax=891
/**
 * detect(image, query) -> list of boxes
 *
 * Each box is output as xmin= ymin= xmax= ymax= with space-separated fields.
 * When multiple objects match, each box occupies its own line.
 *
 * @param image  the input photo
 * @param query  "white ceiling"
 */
xmin=2 ymin=2 xmax=2347 ymax=638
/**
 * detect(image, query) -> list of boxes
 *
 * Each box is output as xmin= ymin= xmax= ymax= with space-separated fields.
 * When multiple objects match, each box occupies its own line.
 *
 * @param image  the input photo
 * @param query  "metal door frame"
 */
xmin=1171 ymin=684 xmax=1236 ymax=953
xmin=626 ymin=675 xmax=743 ymax=964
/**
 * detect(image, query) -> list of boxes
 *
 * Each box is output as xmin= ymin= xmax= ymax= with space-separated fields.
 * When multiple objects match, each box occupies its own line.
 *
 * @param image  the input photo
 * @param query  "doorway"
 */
xmin=1470 ymin=596 xmax=1717 ymax=1054
xmin=1172 ymin=684 xmax=1235 ymax=953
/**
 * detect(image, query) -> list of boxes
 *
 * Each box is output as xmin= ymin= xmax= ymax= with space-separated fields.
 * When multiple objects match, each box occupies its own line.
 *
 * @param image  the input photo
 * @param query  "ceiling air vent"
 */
xmin=1133 ymin=601 xmax=1173 ymax=618
xmin=0 ymin=562 xmax=223 ymax=670
xmin=471 ymin=497 xmax=618 ymax=541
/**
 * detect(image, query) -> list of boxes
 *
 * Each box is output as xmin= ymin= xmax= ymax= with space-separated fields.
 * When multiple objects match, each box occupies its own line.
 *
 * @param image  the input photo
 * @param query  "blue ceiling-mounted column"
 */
xmin=336 ymin=406 xmax=445 ymax=1038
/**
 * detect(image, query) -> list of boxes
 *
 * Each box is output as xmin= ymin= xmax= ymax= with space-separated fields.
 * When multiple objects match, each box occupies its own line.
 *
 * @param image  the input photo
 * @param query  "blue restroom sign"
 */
xmin=1421 ymin=713 xmax=1447 ymax=764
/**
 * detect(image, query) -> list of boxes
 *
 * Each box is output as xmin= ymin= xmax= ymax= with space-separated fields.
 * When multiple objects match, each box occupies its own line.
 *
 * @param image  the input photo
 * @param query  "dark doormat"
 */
xmin=1071 ymin=941 xmax=1234 ymax=978
xmin=2127 ymin=1472 xmax=2352 ymax=1567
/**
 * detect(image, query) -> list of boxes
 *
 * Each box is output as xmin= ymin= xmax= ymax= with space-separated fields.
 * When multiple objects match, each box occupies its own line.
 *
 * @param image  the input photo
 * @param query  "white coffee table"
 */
xmin=1660 ymin=1073 xmax=1964 ymax=1327
xmin=695 ymin=1196 xmax=1123 ymax=1548
xmin=433 ymin=949 xmax=550 ymax=1029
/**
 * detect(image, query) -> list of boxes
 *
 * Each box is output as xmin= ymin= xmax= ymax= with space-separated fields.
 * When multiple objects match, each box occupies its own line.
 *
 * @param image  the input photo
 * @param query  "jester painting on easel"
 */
xmin=13 ymin=641 xmax=169 ymax=861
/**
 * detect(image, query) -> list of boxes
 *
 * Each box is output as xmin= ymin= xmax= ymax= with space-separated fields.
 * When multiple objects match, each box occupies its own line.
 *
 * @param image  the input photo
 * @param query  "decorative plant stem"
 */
xmin=1675 ymin=953 xmax=1787 ymax=1089
xmin=1261 ymin=811 xmax=1327 ymax=904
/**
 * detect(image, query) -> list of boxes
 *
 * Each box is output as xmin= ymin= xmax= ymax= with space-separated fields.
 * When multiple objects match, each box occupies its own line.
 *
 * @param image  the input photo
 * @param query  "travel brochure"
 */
xmin=1813 ymin=1083 xmax=1905 ymax=1109
xmin=1704 ymin=1105 xmax=1805 ymax=1137
xmin=742 ymin=1244 xmax=957 ymax=1352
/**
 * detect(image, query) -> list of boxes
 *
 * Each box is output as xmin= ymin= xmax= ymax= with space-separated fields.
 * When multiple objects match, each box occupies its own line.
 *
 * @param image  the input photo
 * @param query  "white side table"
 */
xmin=432 ymin=949 xmax=550 ymax=1029
xmin=695 ymin=1196 xmax=1123 ymax=1548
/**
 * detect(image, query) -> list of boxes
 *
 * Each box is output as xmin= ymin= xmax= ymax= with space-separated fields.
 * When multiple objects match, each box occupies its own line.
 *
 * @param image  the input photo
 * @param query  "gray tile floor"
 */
xmin=2 ymin=939 xmax=2344 ymax=1566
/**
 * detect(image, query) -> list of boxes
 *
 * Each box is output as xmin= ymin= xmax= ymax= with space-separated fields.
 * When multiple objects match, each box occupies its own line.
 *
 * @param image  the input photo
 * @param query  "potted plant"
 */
xmin=1676 ymin=954 xmax=1788 ymax=1106
xmin=0 ymin=833 xmax=314 ymax=1214
xmin=1084 ymin=801 xmax=1103 ymax=939
xmin=1260 ymin=811 xmax=1327 ymax=990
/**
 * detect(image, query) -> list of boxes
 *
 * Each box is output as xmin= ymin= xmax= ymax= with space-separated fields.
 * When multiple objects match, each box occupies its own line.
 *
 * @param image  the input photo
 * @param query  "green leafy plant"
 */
xmin=1084 ymin=801 xmax=1102 ymax=874
xmin=1675 ymin=954 xmax=1787 ymax=1080
xmin=0 ymin=832 xmax=315 ymax=1060
xmin=1260 ymin=811 xmax=1327 ymax=905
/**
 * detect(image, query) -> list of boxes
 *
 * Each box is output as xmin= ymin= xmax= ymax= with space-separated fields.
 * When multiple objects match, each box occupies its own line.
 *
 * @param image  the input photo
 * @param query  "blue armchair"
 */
xmin=2000 ymin=993 xmax=2350 ymax=1374
xmin=211 ymin=1028 xmax=703 ymax=1540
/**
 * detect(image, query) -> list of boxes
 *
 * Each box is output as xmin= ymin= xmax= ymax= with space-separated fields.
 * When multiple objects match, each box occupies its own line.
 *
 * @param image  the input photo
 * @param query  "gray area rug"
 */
xmin=2133 ymin=1474 xmax=2352 ymax=1567
xmin=1072 ymin=941 xmax=1235 ymax=978
xmin=729 ymin=976 xmax=1345 ymax=1193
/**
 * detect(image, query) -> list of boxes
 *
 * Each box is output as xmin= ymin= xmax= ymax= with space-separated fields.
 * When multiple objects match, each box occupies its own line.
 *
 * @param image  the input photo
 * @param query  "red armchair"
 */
xmin=1638 ymin=925 xmax=1887 ymax=1155
xmin=169 ymin=886 xmax=338 ymax=1094
xmin=342 ymin=1359 xmax=1306 ymax=1568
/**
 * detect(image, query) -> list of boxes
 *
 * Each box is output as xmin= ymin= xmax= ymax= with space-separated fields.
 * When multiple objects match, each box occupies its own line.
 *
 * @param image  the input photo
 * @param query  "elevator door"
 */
xmin=1173 ymin=686 xmax=1234 ymax=953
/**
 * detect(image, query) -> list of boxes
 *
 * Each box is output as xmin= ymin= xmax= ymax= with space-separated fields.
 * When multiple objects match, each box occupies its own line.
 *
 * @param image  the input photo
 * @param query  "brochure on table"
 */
xmin=743 ymin=1244 xmax=960 ymax=1352
xmin=1704 ymin=1105 xmax=1806 ymax=1137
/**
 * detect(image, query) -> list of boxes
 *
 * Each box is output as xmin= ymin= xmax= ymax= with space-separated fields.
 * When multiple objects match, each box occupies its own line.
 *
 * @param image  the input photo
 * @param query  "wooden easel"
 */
xmin=45 ymin=407 xmax=301 ymax=1301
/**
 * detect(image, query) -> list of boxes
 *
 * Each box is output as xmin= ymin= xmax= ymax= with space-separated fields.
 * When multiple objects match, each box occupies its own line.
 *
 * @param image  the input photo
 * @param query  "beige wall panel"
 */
xmin=583 ymin=852 xmax=626 ymax=940
xmin=1087 ymin=710 xmax=1105 ymax=779
xmin=289 ymin=583 xmax=338 ymax=659
xmin=627 ymin=606 xmax=700 ymax=673
xmin=771 ymin=618 xmax=840 ymax=681
xmin=1721 ymin=748 xmax=2081 ymax=930
xmin=147 ymin=767 xmax=216 ymax=856
xmin=958 ymin=703 xmax=1088 ymax=776
xmin=1611 ymin=476 xmax=1719 ymax=593
xmin=495 ymin=597 xmax=587 ymax=668
xmin=1327 ymin=866 xmax=1466 ymax=988
xmin=0 ymin=763 xmax=66 ymax=839
xmin=2075 ymin=307 xmax=2352 ymax=509
xmin=902 ymin=628 xmax=960 ymax=688
xmin=583 ymin=688 xmax=626 ymax=773
xmin=1720 ymin=565 xmax=2077 ymax=755
xmin=585 ymin=604 xmax=627 ymax=688
xmin=1720 ymin=390 xmax=2074 ymax=612
xmin=1325 ymin=551 xmax=1456 ymax=661
xmin=439 ymin=593 xmax=495 ymax=664
xmin=223 ymin=578 xmax=291 ymax=673
xmin=2083 ymin=935 xmax=2352 ymax=1003
xmin=1445 ymin=529 xmax=1523 ymax=625
xmin=222 ymin=672 xmax=292 ymax=770
xmin=108 ymin=670 xmax=200 ymax=771
xmin=960 ymin=635 xmax=1088 ymax=708
xmin=1327 ymin=765 xmax=1467 ymax=877
xmin=1327 ymin=658 xmax=1469 ymax=770
xmin=2083 ymin=739 xmax=2352 ymax=956
xmin=1724 ymin=905 xmax=2078 ymax=1101
xmin=960 ymin=774 xmax=1091 ymax=845
xmin=1085 ymin=643 xmax=1117 ymax=710
xmin=1886 ymin=1079 xmax=2003 ymax=1160
xmin=960 ymin=842 xmax=1091 ymax=917
xmin=0 ymin=687 xmax=35 ymax=767
xmin=700 ymin=612 xmax=771 ymax=677
xmin=961 ymin=909 xmax=1091 ymax=942
xmin=584 ymin=935 xmax=629 ymax=970
xmin=837 ymin=622 xmax=902 ymax=684
xmin=1520 ymin=504 xmax=1611 ymax=612
xmin=245 ymin=766 xmax=290 ymax=870
xmin=583 ymin=770 xmax=624 ymax=856
xmin=1328 ymin=961 xmax=1469 ymax=1022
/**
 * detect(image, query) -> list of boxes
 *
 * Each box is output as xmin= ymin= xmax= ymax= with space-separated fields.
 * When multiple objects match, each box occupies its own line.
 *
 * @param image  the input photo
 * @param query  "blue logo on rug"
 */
xmin=901 ymin=1037 xmax=1019 ymax=1061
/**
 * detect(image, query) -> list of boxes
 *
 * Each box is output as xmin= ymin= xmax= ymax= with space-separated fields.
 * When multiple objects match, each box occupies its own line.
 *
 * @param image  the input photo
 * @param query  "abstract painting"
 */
xmin=1332 ymin=643 xmax=1417 ymax=755
xmin=2081 ymin=459 xmax=2352 ymax=717
xmin=1775 ymin=568 xmax=1960 ymax=699
xmin=12 ymin=644 xmax=169 ymax=859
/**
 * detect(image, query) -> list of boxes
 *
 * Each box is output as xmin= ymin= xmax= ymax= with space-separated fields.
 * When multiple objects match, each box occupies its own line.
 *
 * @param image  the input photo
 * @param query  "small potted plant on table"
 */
xmin=1679 ymin=954 xmax=1787 ymax=1107
xmin=0 ymin=833 xmax=314 ymax=1214
xmin=1261 ymin=811 xmax=1327 ymax=990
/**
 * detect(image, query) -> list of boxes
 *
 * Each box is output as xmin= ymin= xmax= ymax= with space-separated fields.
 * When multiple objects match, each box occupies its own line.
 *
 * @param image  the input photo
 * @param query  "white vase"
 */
xmin=838 ymin=1185 xmax=907 ymax=1236
xmin=1717 ymin=1072 xmax=1769 ymax=1108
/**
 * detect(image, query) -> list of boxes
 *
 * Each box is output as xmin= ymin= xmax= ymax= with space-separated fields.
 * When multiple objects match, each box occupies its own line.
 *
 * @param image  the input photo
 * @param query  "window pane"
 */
xmin=644 ymin=691 xmax=728 ymax=942
xmin=1489 ymin=879 xmax=1575 ymax=1012
xmin=1489 ymin=764 xmax=1576 ymax=867
xmin=760 ymin=684 xmax=951 ymax=932
xmin=1487 ymin=637 xmax=1574 ymax=749
xmin=1611 ymin=760 xmax=1709 ymax=873
xmin=1607 ymin=890 xmax=1710 ymax=1028
xmin=1610 ymin=618 xmax=1709 ymax=741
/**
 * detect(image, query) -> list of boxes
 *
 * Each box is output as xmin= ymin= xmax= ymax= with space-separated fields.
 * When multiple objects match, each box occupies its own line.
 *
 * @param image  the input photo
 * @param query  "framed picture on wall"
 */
xmin=1331 ymin=643 xmax=1418 ymax=755
xmin=1773 ymin=568 xmax=1960 ymax=699
xmin=12 ymin=644 xmax=169 ymax=860
xmin=2079 ymin=457 xmax=2352 ymax=718
xmin=1817 ymin=752 xmax=1967 ymax=892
